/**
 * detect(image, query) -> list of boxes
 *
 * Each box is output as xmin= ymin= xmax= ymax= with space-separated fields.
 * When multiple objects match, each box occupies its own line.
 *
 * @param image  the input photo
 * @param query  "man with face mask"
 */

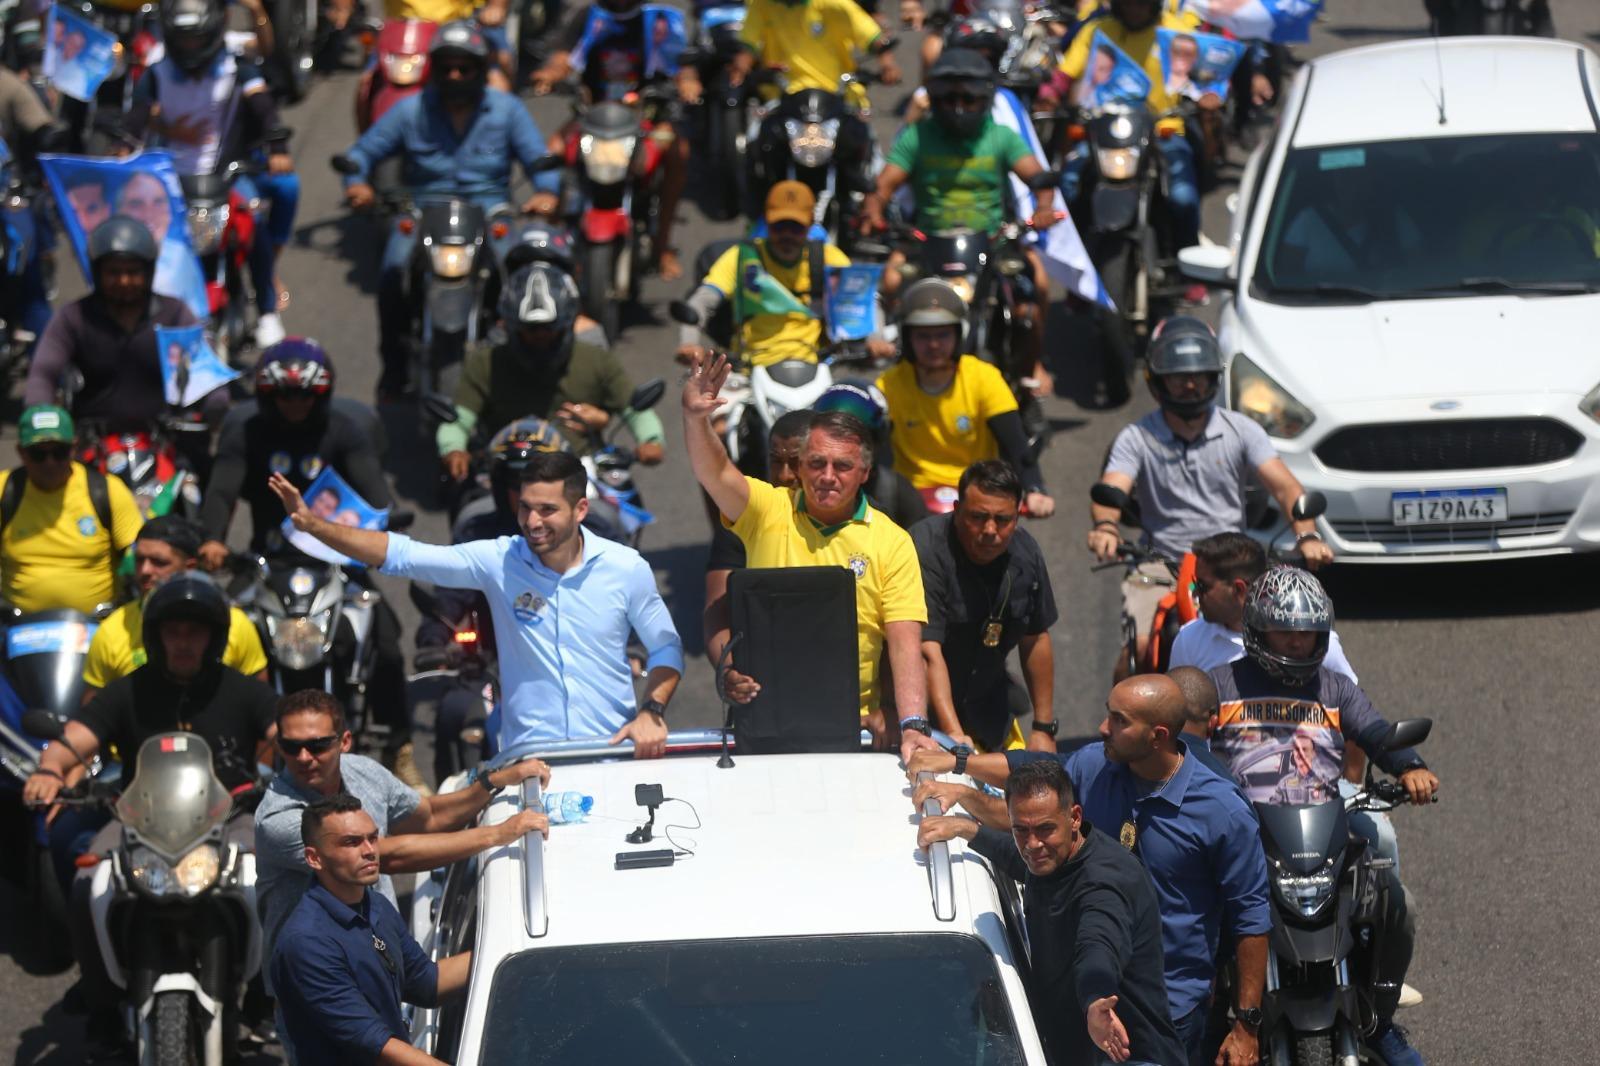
xmin=339 ymin=20 xmax=561 ymax=399
xmin=436 ymin=262 xmax=666 ymax=482
xmin=269 ymin=450 xmax=685 ymax=757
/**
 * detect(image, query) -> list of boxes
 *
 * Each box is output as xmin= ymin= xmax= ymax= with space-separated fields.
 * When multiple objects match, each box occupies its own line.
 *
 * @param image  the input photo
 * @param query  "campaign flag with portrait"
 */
xmin=824 ymin=264 xmax=881 ymax=341
xmin=1075 ymin=30 xmax=1153 ymax=109
xmin=1180 ymin=0 xmax=1323 ymax=43
xmin=42 ymin=5 xmax=118 ymax=103
xmin=1156 ymin=27 xmax=1247 ymax=102
xmin=155 ymin=324 xmax=241 ymax=407
xmin=39 ymin=151 xmax=211 ymax=320
xmin=569 ymin=3 xmax=685 ymax=98
xmin=282 ymin=468 xmax=390 ymax=566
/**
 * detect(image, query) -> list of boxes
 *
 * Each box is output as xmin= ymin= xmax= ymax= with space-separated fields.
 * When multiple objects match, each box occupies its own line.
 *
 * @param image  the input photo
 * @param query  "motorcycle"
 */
xmin=26 ymin=715 xmax=263 ymax=1066
xmin=76 ymin=418 xmax=206 ymax=518
xmin=1425 ymin=0 xmax=1553 ymax=35
xmin=53 ymin=0 xmax=163 ymax=153
xmin=354 ymin=18 xmax=437 ymax=135
xmin=680 ymin=1 xmax=748 ymax=220
xmin=409 ymin=581 xmax=498 ymax=781
xmin=1247 ymin=717 xmax=1437 ymax=1066
xmin=0 ymin=140 xmax=44 ymax=376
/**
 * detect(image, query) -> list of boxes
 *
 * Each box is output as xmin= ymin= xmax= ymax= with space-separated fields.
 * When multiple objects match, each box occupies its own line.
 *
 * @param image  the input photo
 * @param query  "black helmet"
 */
xmin=88 ymin=215 xmax=158 ymax=270
xmin=141 ymin=572 xmax=230 ymax=678
xmin=1241 ymin=567 xmax=1333 ymax=684
xmin=487 ymin=417 xmax=568 ymax=512
xmin=161 ymin=0 xmax=226 ymax=75
xmin=945 ymin=17 xmax=1007 ymax=72
xmin=1145 ymin=315 xmax=1222 ymax=418
xmin=927 ymin=49 xmax=995 ymax=139
xmin=503 ymin=221 xmax=577 ymax=274
xmin=498 ymin=262 xmax=580 ymax=367
xmin=1109 ymin=0 xmax=1160 ymax=31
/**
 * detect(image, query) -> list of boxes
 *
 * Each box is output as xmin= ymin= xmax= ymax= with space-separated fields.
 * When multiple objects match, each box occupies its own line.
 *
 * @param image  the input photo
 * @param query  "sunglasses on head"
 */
xmin=23 ymin=445 xmax=70 ymax=463
xmin=278 ymin=734 xmax=340 ymax=757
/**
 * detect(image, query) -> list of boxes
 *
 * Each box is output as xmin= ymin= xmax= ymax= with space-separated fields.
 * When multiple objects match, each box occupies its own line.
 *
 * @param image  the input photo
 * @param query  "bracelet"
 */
xmin=1092 ymin=520 xmax=1119 ymax=532
xmin=34 ymin=767 xmax=63 ymax=781
xmin=1295 ymin=530 xmax=1322 ymax=544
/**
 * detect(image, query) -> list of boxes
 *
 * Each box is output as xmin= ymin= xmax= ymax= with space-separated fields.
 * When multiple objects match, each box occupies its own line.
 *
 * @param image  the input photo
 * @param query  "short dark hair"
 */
xmin=136 ymin=515 xmax=205 ymax=559
xmin=1005 ymin=758 xmax=1076 ymax=811
xmin=1167 ymin=666 xmax=1219 ymax=725
xmin=301 ymin=793 xmax=364 ymax=848
xmin=518 ymin=450 xmax=588 ymax=504
xmin=806 ymin=411 xmax=873 ymax=467
xmin=957 ymin=460 xmax=1022 ymax=504
xmin=1192 ymin=531 xmax=1266 ymax=584
xmin=770 ymin=410 xmax=814 ymax=443
xmin=276 ymin=689 xmax=347 ymax=736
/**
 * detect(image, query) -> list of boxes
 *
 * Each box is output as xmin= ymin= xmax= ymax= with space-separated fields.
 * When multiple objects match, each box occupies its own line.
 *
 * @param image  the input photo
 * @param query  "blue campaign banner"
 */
xmin=42 ymin=5 xmax=118 ymax=103
xmin=699 ymin=4 xmax=743 ymax=29
xmin=155 ymin=324 xmax=241 ymax=407
xmin=282 ymin=467 xmax=390 ymax=567
xmin=1157 ymin=27 xmax=1247 ymax=103
xmin=1075 ymin=30 xmax=1152 ymax=109
xmin=824 ymin=264 xmax=881 ymax=341
xmin=1181 ymin=0 xmax=1323 ymax=43
xmin=39 ymin=151 xmax=211 ymax=321
xmin=6 ymin=620 xmax=96 ymax=658
xmin=570 ymin=4 xmax=686 ymax=83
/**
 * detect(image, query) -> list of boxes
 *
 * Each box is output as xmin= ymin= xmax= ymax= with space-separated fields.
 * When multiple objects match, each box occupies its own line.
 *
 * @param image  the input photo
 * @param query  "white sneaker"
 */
xmin=255 ymin=312 xmax=286 ymax=349
xmin=1398 ymin=982 xmax=1423 ymax=1009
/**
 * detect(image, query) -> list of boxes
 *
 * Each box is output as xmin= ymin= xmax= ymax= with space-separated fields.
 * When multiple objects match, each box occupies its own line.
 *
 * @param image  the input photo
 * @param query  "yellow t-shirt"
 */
xmin=876 ymin=356 xmax=1018 ymax=489
xmin=740 ymin=0 xmax=882 ymax=94
xmin=703 ymin=239 xmax=852 ymax=367
xmin=82 ymin=599 xmax=269 ymax=689
xmin=0 ymin=465 xmax=142 ymax=615
xmin=384 ymin=0 xmax=477 ymax=22
xmin=728 ymin=477 xmax=925 ymax=717
xmin=1059 ymin=13 xmax=1199 ymax=135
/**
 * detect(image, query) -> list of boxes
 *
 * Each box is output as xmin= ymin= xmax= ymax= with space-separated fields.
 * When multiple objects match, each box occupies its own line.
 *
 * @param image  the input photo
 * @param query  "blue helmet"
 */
xmin=813 ymin=381 xmax=887 ymax=435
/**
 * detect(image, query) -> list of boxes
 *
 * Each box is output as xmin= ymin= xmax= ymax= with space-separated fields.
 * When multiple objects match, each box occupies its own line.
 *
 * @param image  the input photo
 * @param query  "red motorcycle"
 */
xmin=75 ymin=420 xmax=204 ymax=521
xmin=355 ymin=18 xmax=438 ymax=131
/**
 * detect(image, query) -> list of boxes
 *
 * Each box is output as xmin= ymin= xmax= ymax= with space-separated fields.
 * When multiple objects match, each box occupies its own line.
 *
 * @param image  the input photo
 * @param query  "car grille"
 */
xmin=1329 ymin=512 xmax=1574 ymax=547
xmin=1314 ymin=419 xmax=1584 ymax=473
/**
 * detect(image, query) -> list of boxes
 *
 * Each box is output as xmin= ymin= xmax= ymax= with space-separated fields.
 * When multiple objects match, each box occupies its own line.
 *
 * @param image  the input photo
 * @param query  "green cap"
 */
xmin=18 ymin=405 xmax=75 ymax=448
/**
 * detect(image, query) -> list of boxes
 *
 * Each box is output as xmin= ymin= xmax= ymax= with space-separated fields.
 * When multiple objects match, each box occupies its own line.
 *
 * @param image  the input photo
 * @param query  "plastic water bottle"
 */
xmin=543 ymin=791 xmax=593 ymax=825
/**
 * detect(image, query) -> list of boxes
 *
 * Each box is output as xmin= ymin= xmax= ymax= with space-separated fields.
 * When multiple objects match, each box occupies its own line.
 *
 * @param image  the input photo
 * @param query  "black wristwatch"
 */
xmin=899 ymin=716 xmax=933 ymax=737
xmin=1235 ymin=1007 xmax=1264 ymax=1033
xmin=949 ymin=743 xmax=973 ymax=776
xmin=1030 ymin=719 xmax=1058 ymax=737
xmin=640 ymin=699 xmax=668 ymax=721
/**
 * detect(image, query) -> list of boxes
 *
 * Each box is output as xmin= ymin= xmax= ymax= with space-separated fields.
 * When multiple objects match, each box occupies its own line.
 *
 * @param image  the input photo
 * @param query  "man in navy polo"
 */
xmin=910 ymin=674 xmax=1271 ymax=1066
xmin=272 ymin=795 xmax=472 ymax=1066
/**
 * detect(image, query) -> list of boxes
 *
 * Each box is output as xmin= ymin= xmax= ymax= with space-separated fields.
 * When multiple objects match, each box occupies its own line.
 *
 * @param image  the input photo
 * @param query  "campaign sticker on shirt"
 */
xmin=300 ymin=455 xmax=325 ymax=480
xmin=955 ymin=415 xmax=972 ymax=433
xmin=810 ymin=19 xmax=822 ymax=35
xmin=77 ymin=516 xmax=99 ymax=537
xmin=847 ymin=554 xmax=869 ymax=580
xmin=7 ymin=620 xmax=94 ymax=657
xmin=513 ymin=590 xmax=547 ymax=625
xmin=268 ymin=451 xmax=293 ymax=476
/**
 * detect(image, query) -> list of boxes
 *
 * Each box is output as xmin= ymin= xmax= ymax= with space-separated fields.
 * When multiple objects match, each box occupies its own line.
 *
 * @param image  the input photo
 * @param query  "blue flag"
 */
xmin=1157 ymin=27 xmax=1248 ymax=102
xmin=282 ymin=468 xmax=390 ymax=567
xmin=824 ymin=264 xmax=882 ymax=341
xmin=1075 ymin=30 xmax=1153 ymax=109
xmin=570 ymin=3 xmax=686 ymax=89
xmin=155 ymin=325 xmax=241 ymax=407
xmin=40 ymin=151 xmax=211 ymax=321
xmin=1181 ymin=0 xmax=1323 ymax=43
xmin=43 ymin=5 xmax=118 ymax=103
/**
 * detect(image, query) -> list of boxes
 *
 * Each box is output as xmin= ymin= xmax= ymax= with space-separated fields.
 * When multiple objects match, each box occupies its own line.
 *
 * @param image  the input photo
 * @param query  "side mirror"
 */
xmin=22 ymin=709 xmax=66 ymax=742
xmin=1383 ymin=718 xmax=1432 ymax=752
xmin=330 ymin=153 xmax=362 ymax=176
xmin=1026 ymin=169 xmax=1061 ymax=191
xmin=1291 ymin=491 xmax=1327 ymax=522
xmin=1089 ymin=482 xmax=1132 ymax=512
xmin=668 ymin=300 xmax=701 ymax=327
xmin=629 ymin=378 xmax=667 ymax=412
xmin=387 ymin=510 xmax=415 ymax=533
xmin=423 ymin=392 xmax=458 ymax=424
xmin=1176 ymin=244 xmax=1234 ymax=285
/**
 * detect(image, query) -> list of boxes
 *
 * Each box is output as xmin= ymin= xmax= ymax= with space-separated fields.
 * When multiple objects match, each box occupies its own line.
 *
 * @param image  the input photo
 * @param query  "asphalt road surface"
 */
xmin=5 ymin=1 xmax=1600 ymax=1061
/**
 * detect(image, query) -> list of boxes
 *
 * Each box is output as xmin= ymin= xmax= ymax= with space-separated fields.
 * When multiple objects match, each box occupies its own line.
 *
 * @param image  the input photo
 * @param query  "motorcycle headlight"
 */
xmin=429 ymin=243 xmax=473 ymax=279
xmin=1580 ymin=381 xmax=1600 ymax=425
xmin=1273 ymin=858 xmax=1338 ymax=918
xmin=1094 ymin=145 xmax=1142 ymax=182
xmin=187 ymin=203 xmax=229 ymax=255
xmin=947 ymin=275 xmax=978 ymax=306
xmin=783 ymin=117 xmax=838 ymax=169
xmin=173 ymin=844 xmax=220 ymax=896
xmin=271 ymin=610 xmax=331 ymax=670
xmin=1230 ymin=352 xmax=1315 ymax=440
xmin=579 ymin=133 xmax=636 ymax=185
xmin=382 ymin=52 xmax=427 ymax=86
xmin=129 ymin=847 xmax=175 ymax=897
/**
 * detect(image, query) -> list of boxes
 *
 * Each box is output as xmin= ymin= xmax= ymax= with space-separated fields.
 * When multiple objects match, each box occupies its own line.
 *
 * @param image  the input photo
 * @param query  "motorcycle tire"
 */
xmin=26 ymin=848 xmax=74 ymax=973
xmin=1293 ymin=1031 xmax=1334 ymax=1066
xmin=152 ymin=990 xmax=198 ymax=1066
xmin=582 ymin=241 xmax=622 ymax=341
xmin=703 ymin=101 xmax=746 ymax=222
xmin=1094 ymin=237 xmax=1139 ymax=407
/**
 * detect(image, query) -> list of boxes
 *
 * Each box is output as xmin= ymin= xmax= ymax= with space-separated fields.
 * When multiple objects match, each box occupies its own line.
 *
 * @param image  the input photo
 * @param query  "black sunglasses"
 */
xmin=278 ymin=734 xmax=339 ymax=757
xmin=23 ymin=445 xmax=71 ymax=463
xmin=935 ymin=92 xmax=987 ymax=108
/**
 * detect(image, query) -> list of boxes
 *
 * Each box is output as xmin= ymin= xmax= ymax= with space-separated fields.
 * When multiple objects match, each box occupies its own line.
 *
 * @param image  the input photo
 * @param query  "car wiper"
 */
xmin=1426 ymin=277 xmax=1598 ymax=296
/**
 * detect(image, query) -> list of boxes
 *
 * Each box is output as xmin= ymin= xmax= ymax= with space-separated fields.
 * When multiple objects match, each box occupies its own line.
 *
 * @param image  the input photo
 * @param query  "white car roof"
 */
xmin=1290 ymin=37 xmax=1600 ymax=148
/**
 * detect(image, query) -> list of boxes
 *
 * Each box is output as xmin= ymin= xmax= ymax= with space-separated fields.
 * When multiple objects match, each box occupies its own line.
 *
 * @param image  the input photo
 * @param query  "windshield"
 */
xmin=478 ymin=934 xmax=1027 ymax=1065
xmin=1253 ymin=133 xmax=1600 ymax=300
xmin=115 ymin=733 xmax=232 ymax=860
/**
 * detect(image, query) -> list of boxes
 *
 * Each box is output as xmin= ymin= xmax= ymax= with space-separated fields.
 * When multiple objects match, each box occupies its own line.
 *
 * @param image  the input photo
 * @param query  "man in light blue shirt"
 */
xmin=267 ymin=450 xmax=684 ymax=756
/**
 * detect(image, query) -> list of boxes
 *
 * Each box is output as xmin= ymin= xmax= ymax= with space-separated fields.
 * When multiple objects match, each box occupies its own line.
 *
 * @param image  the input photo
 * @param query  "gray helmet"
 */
xmin=1145 ymin=315 xmax=1222 ymax=418
xmin=141 ymin=572 xmax=230 ymax=678
xmin=88 ymin=215 xmax=158 ymax=269
xmin=899 ymin=277 xmax=966 ymax=329
xmin=1241 ymin=566 xmax=1333 ymax=684
xmin=429 ymin=19 xmax=491 ymax=65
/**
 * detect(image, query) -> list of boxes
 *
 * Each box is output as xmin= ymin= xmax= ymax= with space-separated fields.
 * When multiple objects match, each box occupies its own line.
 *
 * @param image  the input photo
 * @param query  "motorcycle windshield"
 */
xmin=180 ymin=172 xmax=230 ymax=206
xmin=4 ymin=612 xmax=97 ymax=715
xmin=418 ymin=200 xmax=487 ymax=243
xmin=115 ymin=733 xmax=233 ymax=860
xmin=923 ymin=229 xmax=990 ymax=274
xmin=1253 ymin=799 xmax=1347 ymax=876
xmin=581 ymin=101 xmax=642 ymax=139
xmin=778 ymin=88 xmax=844 ymax=124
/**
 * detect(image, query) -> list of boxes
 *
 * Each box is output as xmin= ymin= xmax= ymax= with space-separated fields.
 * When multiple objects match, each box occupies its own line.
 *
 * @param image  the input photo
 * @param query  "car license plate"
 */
xmin=1390 ymin=488 xmax=1508 ymax=526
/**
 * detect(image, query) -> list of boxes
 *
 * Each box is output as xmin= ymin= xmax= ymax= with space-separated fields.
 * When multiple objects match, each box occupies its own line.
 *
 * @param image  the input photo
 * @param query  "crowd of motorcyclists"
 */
xmin=0 ymin=0 xmax=1538 ymax=1058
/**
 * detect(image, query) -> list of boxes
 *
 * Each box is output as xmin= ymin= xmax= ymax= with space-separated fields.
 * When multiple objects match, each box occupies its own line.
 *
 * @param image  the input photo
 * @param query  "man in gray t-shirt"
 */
xmin=1085 ymin=317 xmax=1332 ymax=680
xmin=254 ymin=691 xmax=551 ymax=997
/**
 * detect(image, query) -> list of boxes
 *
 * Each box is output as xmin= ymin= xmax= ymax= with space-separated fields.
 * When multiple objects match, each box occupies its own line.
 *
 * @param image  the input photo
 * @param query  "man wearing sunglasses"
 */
xmin=0 ymin=405 xmax=143 ymax=617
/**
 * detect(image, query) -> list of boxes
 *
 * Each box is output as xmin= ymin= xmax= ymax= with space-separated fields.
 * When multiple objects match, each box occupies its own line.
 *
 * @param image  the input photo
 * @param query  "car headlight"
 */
xmin=783 ymin=118 xmax=838 ymax=169
xmin=947 ymin=275 xmax=978 ymax=306
xmin=429 ymin=243 xmax=473 ymax=279
xmin=1095 ymin=145 xmax=1141 ymax=182
xmin=129 ymin=847 xmax=174 ymax=896
xmin=271 ymin=611 xmax=331 ymax=670
xmin=1273 ymin=858 xmax=1338 ymax=918
xmin=173 ymin=844 xmax=220 ymax=895
xmin=1580 ymin=382 xmax=1600 ymax=424
xmin=580 ymin=133 xmax=636 ymax=185
xmin=1230 ymin=352 xmax=1315 ymax=439
xmin=382 ymin=52 xmax=426 ymax=86
xmin=187 ymin=204 xmax=229 ymax=255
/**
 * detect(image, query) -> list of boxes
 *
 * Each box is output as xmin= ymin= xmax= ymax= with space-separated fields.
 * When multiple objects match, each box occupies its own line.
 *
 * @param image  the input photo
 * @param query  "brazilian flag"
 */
xmin=734 ymin=246 xmax=815 ymax=323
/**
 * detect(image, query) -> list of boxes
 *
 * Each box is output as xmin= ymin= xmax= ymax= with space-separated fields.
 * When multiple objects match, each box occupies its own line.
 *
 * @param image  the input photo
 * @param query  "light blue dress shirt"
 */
xmin=381 ymin=528 xmax=684 ymax=747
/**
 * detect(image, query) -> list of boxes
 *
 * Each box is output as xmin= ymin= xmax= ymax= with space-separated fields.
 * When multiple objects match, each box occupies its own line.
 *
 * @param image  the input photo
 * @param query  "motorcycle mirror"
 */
xmin=423 ymin=392 xmax=458 ymax=424
xmin=330 ymin=153 xmax=362 ymax=176
xmin=668 ymin=300 xmax=701 ymax=326
xmin=1089 ymin=482 xmax=1132 ymax=512
xmin=388 ymin=510 xmax=416 ymax=533
xmin=1026 ymin=169 xmax=1061 ymax=191
xmin=1291 ymin=491 xmax=1327 ymax=521
xmin=1383 ymin=718 xmax=1432 ymax=752
xmin=408 ymin=580 xmax=442 ymax=617
xmin=21 ymin=709 xmax=65 ymax=742
xmin=629 ymin=378 xmax=667 ymax=413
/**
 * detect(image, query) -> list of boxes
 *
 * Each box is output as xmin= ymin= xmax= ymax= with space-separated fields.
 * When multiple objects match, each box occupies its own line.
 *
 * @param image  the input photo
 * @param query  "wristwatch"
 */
xmin=899 ymin=716 xmax=933 ymax=737
xmin=1030 ymin=719 xmax=1059 ymax=737
xmin=1235 ymin=1007 xmax=1264 ymax=1033
xmin=640 ymin=699 xmax=668 ymax=721
xmin=949 ymin=743 xmax=973 ymax=776
xmin=469 ymin=765 xmax=500 ymax=794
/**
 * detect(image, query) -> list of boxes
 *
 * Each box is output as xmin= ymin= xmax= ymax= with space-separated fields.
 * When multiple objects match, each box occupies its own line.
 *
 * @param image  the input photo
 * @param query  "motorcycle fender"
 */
xmin=426 ymin=279 xmax=477 ymax=334
xmin=1092 ymin=183 xmax=1140 ymax=233
xmin=139 ymin=973 xmax=226 ymax=1066
xmin=1271 ymin=918 xmax=1347 ymax=966
xmin=88 ymin=858 xmax=125 ymax=989
xmin=237 ymin=851 xmax=263 ymax=980
xmin=581 ymin=209 xmax=630 ymax=244
xmin=1268 ymin=983 xmax=1361 ymax=1036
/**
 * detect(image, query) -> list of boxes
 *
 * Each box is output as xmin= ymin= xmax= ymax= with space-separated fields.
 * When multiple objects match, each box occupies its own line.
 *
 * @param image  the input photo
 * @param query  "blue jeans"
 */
xmin=234 ymin=174 xmax=290 ymax=316
xmin=1173 ymin=1002 xmax=1211 ymax=1066
xmin=1057 ymin=134 xmax=1201 ymax=250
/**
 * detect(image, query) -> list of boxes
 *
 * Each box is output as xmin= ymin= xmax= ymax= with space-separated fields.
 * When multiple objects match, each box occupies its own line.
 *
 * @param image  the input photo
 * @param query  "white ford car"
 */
xmin=405 ymin=733 xmax=1047 ymax=1065
xmin=1182 ymin=36 xmax=1600 ymax=562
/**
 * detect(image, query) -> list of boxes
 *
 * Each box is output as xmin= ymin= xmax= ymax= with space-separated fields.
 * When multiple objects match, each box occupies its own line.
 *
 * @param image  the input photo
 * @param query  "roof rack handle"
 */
xmin=917 ymin=770 xmax=957 ymax=922
xmin=520 ymin=777 xmax=549 ymax=938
